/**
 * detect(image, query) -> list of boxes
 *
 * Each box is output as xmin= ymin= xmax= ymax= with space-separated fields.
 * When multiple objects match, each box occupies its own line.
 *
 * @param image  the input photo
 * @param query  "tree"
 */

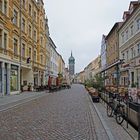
xmin=92 ymin=74 xmax=105 ymax=91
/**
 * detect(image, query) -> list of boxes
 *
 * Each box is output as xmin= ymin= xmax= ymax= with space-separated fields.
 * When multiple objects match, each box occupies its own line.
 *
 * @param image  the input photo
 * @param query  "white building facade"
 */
xmin=119 ymin=1 xmax=140 ymax=88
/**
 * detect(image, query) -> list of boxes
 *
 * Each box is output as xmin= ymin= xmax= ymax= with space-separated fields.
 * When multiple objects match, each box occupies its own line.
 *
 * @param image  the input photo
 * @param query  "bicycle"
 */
xmin=107 ymin=93 xmax=125 ymax=125
xmin=121 ymin=92 xmax=133 ymax=104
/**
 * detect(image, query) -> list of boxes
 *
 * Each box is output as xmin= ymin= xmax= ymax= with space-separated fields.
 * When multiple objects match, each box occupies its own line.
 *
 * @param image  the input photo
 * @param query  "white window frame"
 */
xmin=13 ymin=8 xmax=19 ymax=26
xmin=21 ymin=17 xmax=26 ymax=32
xmin=13 ymin=37 xmax=18 ymax=55
xmin=28 ymin=23 xmax=32 ymax=38
xmin=136 ymin=18 xmax=140 ymax=31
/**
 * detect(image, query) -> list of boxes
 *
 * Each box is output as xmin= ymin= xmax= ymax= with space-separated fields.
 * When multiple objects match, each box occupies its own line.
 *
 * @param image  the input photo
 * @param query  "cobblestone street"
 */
xmin=0 ymin=84 xmax=135 ymax=140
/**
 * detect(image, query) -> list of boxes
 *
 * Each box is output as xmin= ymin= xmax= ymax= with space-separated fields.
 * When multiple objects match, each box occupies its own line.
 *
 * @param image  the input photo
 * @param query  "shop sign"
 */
xmin=11 ymin=65 xmax=18 ymax=70
xmin=11 ymin=70 xmax=17 ymax=75
xmin=122 ymin=63 xmax=129 ymax=68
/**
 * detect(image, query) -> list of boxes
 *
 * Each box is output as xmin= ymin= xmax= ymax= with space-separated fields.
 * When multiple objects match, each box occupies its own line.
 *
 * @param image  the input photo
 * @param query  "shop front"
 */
xmin=10 ymin=65 xmax=18 ymax=92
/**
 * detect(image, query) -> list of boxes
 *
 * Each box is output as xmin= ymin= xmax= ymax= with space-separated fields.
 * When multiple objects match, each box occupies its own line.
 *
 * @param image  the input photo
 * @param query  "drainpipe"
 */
xmin=19 ymin=0 xmax=22 ymax=92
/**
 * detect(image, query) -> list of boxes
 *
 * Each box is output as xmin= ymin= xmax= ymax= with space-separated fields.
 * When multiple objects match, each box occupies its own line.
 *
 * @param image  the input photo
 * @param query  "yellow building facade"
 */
xmin=0 ymin=0 xmax=48 ymax=95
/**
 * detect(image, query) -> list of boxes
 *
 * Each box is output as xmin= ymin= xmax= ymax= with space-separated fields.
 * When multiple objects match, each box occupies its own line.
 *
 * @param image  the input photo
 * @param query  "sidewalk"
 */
xmin=92 ymin=99 xmax=138 ymax=140
xmin=0 ymin=91 xmax=49 ymax=110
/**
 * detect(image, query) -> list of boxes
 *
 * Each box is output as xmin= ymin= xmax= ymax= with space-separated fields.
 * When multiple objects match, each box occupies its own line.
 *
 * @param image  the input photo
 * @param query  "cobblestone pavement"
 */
xmin=0 ymin=84 xmax=109 ymax=140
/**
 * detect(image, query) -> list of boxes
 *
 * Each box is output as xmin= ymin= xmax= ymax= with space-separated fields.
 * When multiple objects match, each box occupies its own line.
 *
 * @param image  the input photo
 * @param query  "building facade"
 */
xmin=119 ymin=1 xmax=140 ymax=91
xmin=101 ymin=35 xmax=107 ymax=70
xmin=0 ymin=0 xmax=48 ymax=95
xmin=105 ymin=22 xmax=122 ymax=91
xmin=48 ymin=37 xmax=59 ymax=86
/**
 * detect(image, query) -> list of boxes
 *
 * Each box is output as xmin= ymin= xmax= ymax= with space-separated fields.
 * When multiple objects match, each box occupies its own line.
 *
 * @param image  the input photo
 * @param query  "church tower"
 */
xmin=68 ymin=51 xmax=75 ymax=75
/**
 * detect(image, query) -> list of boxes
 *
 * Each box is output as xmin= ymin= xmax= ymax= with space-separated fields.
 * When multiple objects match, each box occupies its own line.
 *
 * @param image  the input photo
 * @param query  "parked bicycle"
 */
xmin=121 ymin=92 xmax=133 ymax=104
xmin=107 ymin=92 xmax=126 ymax=125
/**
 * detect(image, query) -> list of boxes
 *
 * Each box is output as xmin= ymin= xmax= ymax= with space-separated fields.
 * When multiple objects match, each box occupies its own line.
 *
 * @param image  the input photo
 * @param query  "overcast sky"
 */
xmin=44 ymin=0 xmax=131 ymax=73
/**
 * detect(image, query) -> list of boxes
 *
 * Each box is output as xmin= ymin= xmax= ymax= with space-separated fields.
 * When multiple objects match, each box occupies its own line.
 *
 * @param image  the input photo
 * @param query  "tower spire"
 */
xmin=71 ymin=51 xmax=72 ymax=57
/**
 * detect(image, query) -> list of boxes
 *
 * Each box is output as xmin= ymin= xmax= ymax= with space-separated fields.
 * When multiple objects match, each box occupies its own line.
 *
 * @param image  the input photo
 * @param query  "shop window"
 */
xmin=10 ymin=65 xmax=18 ymax=91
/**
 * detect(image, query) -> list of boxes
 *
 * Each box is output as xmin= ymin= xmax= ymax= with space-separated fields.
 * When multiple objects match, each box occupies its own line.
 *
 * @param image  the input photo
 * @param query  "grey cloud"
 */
xmin=44 ymin=0 xmax=130 ymax=73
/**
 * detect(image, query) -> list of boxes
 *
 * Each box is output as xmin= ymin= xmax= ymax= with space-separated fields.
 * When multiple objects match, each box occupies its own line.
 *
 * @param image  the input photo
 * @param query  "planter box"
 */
xmin=92 ymin=96 xmax=100 ymax=102
xmin=129 ymin=102 xmax=140 ymax=112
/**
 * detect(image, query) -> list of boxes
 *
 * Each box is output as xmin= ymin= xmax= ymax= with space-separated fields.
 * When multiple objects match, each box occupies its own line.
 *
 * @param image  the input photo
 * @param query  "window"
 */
xmin=130 ymin=25 xmax=133 ymax=36
xmin=28 ymin=24 xmax=31 ymax=37
xmin=131 ymin=48 xmax=134 ymax=58
xmin=13 ymin=9 xmax=18 ymax=25
xmin=122 ymin=53 xmax=125 ymax=59
xmin=125 ymin=30 xmax=128 ymax=40
xmin=13 ymin=38 xmax=18 ymax=55
xmin=138 ymin=43 xmax=140 ymax=55
xmin=22 ymin=43 xmax=25 ymax=57
xmin=29 ymin=48 xmax=31 ymax=58
xmin=4 ymin=32 xmax=7 ymax=49
xmin=41 ymin=55 xmax=43 ymax=64
xmin=29 ymin=4 xmax=32 ymax=16
xmin=137 ymin=18 xmax=140 ymax=31
xmin=4 ymin=0 xmax=7 ymax=15
xmin=34 ymin=50 xmax=36 ymax=61
xmin=22 ymin=0 xmax=25 ymax=8
xmin=0 ymin=29 xmax=2 ymax=48
xmin=34 ymin=30 xmax=36 ymax=41
xmin=21 ymin=18 xmax=25 ymax=32
xmin=131 ymin=72 xmax=134 ymax=85
xmin=126 ymin=50 xmax=129 ymax=60
xmin=41 ymin=36 xmax=43 ymax=46
xmin=34 ymin=11 xmax=36 ymax=21
xmin=0 ymin=0 xmax=2 ymax=11
xmin=121 ymin=33 xmax=124 ymax=43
